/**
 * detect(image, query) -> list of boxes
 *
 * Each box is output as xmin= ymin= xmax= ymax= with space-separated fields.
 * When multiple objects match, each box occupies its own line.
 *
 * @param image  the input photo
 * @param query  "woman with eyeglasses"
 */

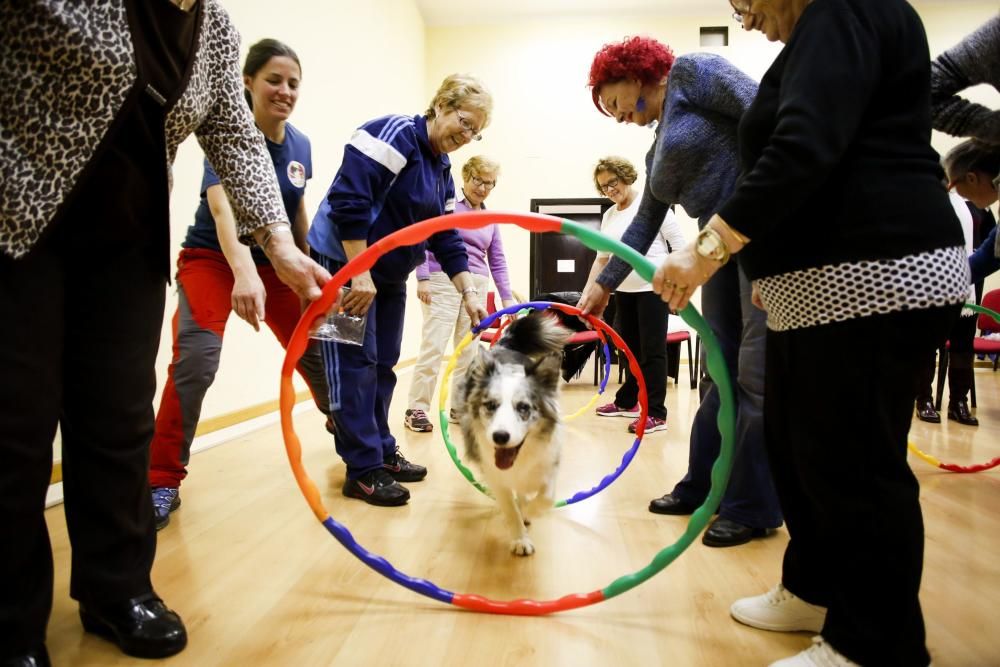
xmin=580 ymin=36 xmax=783 ymax=549
xmin=914 ymin=140 xmax=1000 ymax=428
xmin=404 ymin=155 xmax=516 ymax=432
xmin=307 ymin=74 xmax=491 ymax=507
xmin=656 ymin=1 xmax=970 ymax=664
xmin=586 ymin=156 xmax=684 ymax=434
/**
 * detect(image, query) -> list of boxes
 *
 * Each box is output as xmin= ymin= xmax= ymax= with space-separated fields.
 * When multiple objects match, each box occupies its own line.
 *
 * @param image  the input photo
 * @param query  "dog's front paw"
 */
xmin=510 ymin=537 xmax=535 ymax=556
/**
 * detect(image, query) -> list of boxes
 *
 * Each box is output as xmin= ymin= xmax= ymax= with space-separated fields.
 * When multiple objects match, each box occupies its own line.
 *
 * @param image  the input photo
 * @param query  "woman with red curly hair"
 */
xmin=579 ymin=36 xmax=783 ymax=550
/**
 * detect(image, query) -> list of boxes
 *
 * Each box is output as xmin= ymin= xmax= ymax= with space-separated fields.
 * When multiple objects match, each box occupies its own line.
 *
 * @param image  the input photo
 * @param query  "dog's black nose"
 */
xmin=492 ymin=430 xmax=510 ymax=445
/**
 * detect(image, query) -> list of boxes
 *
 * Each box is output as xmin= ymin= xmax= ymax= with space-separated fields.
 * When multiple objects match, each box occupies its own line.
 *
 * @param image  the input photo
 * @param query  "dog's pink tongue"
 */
xmin=494 ymin=444 xmax=522 ymax=470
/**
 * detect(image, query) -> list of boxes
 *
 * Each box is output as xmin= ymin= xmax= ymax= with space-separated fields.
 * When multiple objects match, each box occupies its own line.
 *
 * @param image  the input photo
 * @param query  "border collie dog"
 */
xmin=456 ymin=313 xmax=569 ymax=556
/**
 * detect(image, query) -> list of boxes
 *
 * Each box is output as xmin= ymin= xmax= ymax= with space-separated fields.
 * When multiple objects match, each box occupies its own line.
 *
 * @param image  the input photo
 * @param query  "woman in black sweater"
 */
xmin=658 ymin=1 xmax=969 ymax=665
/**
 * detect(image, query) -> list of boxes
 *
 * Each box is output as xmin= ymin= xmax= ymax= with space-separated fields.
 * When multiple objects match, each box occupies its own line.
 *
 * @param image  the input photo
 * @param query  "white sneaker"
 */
xmin=730 ymin=583 xmax=826 ymax=632
xmin=769 ymin=637 xmax=859 ymax=667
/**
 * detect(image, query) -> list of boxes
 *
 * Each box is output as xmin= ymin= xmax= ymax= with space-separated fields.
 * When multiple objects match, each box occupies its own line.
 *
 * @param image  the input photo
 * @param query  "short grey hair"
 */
xmin=462 ymin=155 xmax=500 ymax=182
xmin=426 ymin=73 xmax=493 ymax=128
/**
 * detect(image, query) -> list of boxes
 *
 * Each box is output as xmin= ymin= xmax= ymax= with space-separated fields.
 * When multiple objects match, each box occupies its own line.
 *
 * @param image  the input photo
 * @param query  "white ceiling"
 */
xmin=415 ymin=0 xmax=714 ymax=26
xmin=414 ymin=0 xmax=987 ymax=27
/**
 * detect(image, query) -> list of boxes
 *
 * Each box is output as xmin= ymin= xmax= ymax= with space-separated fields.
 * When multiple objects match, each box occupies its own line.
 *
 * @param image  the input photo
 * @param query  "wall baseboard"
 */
xmin=48 ymin=357 xmax=421 ymax=486
xmin=46 ymin=354 xmax=993 ymax=487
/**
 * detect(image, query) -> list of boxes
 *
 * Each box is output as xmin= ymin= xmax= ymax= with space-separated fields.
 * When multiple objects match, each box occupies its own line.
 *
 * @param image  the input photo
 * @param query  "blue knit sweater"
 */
xmin=597 ymin=53 xmax=758 ymax=290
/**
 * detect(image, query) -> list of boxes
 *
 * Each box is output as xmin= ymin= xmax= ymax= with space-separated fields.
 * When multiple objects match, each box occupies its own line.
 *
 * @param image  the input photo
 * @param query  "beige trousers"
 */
xmin=407 ymin=272 xmax=489 ymax=412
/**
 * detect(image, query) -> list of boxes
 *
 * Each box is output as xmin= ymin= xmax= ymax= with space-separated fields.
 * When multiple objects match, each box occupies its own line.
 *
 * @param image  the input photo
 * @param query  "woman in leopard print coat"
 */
xmin=0 ymin=1 xmax=327 ymax=662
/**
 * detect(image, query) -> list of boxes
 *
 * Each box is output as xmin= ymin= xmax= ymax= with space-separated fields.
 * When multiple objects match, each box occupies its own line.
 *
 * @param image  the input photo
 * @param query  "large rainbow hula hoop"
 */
xmin=476 ymin=306 xmax=614 ymax=422
xmin=908 ymin=303 xmax=1000 ymax=474
xmin=438 ymin=301 xmax=637 ymax=507
xmin=279 ymin=210 xmax=736 ymax=615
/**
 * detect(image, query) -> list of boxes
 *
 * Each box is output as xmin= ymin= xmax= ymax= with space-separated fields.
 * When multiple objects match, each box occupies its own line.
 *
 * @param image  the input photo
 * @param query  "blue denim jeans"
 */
xmin=670 ymin=260 xmax=783 ymax=529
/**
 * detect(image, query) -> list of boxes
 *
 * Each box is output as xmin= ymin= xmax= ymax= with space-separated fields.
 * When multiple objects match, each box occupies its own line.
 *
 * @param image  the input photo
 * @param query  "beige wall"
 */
xmin=157 ymin=1 xmax=1000 ymax=425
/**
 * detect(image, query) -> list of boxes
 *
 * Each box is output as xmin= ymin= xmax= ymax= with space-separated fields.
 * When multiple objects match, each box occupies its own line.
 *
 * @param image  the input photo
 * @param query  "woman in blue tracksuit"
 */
xmin=308 ymin=74 xmax=491 ymax=506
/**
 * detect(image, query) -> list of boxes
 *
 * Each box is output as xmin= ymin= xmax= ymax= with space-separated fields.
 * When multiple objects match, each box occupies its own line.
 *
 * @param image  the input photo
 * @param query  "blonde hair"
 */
xmin=462 ymin=155 xmax=500 ymax=182
xmin=593 ymin=156 xmax=638 ymax=195
xmin=426 ymin=73 xmax=493 ymax=128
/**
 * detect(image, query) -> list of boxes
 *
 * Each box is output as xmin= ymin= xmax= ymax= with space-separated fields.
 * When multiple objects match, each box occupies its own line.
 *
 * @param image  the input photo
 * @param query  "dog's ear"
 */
xmin=468 ymin=346 xmax=496 ymax=378
xmin=527 ymin=352 xmax=562 ymax=390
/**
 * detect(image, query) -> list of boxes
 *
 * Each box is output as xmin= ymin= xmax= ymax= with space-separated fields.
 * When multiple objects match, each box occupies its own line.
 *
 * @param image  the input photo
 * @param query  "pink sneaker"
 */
xmin=629 ymin=416 xmax=667 ymax=433
xmin=595 ymin=402 xmax=640 ymax=418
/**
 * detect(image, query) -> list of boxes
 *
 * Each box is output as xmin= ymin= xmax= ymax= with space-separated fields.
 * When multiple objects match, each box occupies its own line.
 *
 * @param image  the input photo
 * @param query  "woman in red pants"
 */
xmin=148 ymin=39 xmax=330 ymax=530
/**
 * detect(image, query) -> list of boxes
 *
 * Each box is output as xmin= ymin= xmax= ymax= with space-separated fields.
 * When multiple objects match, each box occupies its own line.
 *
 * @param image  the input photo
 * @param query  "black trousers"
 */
xmin=613 ymin=291 xmax=668 ymax=420
xmin=915 ymin=312 xmax=977 ymax=404
xmin=0 ymin=229 xmax=165 ymax=655
xmin=765 ymin=305 xmax=958 ymax=666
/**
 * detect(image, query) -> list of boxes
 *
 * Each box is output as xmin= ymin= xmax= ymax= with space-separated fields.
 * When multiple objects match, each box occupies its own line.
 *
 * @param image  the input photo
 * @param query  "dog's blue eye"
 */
xmin=516 ymin=402 xmax=531 ymax=416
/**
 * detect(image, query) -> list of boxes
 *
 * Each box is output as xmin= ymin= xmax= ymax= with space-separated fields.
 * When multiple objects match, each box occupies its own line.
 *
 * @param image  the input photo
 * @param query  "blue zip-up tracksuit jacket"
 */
xmin=307 ymin=113 xmax=472 ymax=481
xmin=308 ymin=114 xmax=468 ymax=283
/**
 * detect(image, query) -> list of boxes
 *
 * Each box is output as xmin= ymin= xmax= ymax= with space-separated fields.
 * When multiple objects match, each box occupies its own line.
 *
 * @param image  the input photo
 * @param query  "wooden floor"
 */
xmin=44 ymin=362 xmax=1000 ymax=666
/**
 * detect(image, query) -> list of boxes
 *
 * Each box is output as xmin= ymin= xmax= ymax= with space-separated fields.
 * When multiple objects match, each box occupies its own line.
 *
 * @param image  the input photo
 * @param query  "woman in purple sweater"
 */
xmin=405 ymin=156 xmax=517 ymax=432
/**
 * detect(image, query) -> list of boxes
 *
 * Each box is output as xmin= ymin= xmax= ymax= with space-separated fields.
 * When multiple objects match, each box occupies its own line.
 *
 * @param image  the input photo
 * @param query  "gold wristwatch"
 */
xmin=695 ymin=227 xmax=730 ymax=264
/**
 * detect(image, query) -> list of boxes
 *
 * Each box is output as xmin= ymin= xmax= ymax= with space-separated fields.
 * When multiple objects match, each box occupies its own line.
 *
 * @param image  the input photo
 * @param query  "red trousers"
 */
xmin=148 ymin=248 xmax=329 ymax=488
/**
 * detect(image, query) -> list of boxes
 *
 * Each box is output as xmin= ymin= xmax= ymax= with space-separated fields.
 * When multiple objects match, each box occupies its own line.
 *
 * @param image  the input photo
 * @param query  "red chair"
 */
xmin=667 ymin=330 xmax=698 ymax=389
xmin=478 ymin=291 xmax=502 ymax=344
xmin=934 ymin=288 xmax=1000 ymax=410
xmin=566 ymin=329 xmax=603 ymax=386
xmin=616 ymin=329 xmax=698 ymax=390
xmin=481 ymin=294 xmax=604 ymax=385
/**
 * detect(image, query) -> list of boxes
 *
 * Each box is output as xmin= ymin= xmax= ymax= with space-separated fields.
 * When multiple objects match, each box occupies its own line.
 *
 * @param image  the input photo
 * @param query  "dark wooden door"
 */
xmin=529 ymin=198 xmax=612 ymax=297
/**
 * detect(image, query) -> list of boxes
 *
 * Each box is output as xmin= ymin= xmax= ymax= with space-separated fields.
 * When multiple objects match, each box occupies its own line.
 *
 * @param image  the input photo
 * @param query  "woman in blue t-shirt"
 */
xmin=148 ymin=39 xmax=330 ymax=530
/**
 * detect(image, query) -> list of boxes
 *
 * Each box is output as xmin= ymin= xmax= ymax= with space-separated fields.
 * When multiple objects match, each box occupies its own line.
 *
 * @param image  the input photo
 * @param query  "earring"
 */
xmin=636 ymin=97 xmax=647 ymax=112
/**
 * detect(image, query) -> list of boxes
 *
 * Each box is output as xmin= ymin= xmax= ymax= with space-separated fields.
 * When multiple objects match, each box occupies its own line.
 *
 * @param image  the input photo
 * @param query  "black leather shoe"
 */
xmin=702 ymin=517 xmax=774 ymax=548
xmin=947 ymin=399 xmax=979 ymax=426
xmin=915 ymin=398 xmax=940 ymax=423
xmin=79 ymin=592 xmax=187 ymax=659
xmin=1 ymin=647 xmax=50 ymax=667
xmin=648 ymin=492 xmax=699 ymax=515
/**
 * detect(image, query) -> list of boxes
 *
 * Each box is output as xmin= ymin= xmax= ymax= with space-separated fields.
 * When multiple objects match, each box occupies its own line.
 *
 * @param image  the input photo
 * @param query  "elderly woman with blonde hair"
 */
xmin=308 ymin=73 xmax=491 ymax=506
xmin=404 ymin=155 xmax=516 ymax=432
xmin=586 ymin=156 xmax=684 ymax=434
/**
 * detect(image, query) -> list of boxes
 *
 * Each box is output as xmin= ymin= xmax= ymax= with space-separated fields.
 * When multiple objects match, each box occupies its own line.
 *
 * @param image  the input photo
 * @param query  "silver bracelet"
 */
xmin=260 ymin=224 xmax=292 ymax=252
xmin=461 ymin=286 xmax=479 ymax=299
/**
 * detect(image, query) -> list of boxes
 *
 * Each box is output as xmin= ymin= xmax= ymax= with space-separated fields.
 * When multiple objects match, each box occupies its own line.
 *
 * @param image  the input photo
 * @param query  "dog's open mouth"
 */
xmin=494 ymin=444 xmax=523 ymax=470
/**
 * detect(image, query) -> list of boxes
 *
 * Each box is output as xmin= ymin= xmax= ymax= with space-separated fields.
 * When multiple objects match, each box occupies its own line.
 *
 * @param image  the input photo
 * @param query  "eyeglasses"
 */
xmin=730 ymin=1 xmax=750 ymax=22
xmin=598 ymin=177 xmax=620 ymax=193
xmin=456 ymin=110 xmax=483 ymax=142
xmin=470 ymin=175 xmax=496 ymax=190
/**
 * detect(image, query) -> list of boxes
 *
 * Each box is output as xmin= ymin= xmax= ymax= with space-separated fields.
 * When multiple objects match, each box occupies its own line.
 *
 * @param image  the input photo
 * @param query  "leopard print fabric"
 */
xmin=0 ymin=0 xmax=287 ymax=260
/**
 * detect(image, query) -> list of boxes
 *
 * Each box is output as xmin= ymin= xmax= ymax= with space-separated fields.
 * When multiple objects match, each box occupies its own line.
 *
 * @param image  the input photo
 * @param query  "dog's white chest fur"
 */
xmin=456 ymin=312 xmax=568 ymax=556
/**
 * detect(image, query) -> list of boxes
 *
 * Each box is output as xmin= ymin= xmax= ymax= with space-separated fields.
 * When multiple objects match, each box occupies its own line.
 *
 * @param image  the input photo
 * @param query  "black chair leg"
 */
xmin=934 ymin=345 xmax=948 ymax=412
xmin=694 ymin=336 xmax=701 ymax=390
xmin=686 ymin=337 xmax=695 ymax=389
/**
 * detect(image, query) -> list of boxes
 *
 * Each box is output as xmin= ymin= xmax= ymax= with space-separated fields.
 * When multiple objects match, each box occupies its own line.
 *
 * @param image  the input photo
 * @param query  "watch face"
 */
xmin=697 ymin=230 xmax=724 ymax=261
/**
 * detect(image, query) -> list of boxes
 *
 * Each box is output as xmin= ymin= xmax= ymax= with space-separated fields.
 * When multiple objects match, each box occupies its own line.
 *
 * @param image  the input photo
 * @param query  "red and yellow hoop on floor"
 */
xmin=907 ymin=303 xmax=999 ymax=474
